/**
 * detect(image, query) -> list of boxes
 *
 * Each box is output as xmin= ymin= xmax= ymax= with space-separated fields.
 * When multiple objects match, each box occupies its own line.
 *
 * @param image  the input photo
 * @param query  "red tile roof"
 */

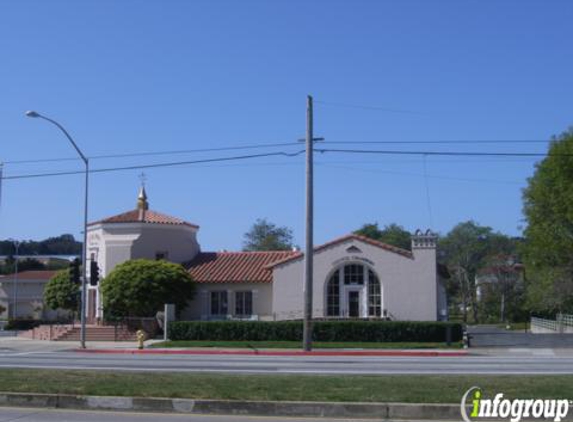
xmin=265 ymin=234 xmax=413 ymax=269
xmin=0 ymin=270 xmax=58 ymax=280
xmin=186 ymin=251 xmax=298 ymax=283
xmin=88 ymin=209 xmax=199 ymax=229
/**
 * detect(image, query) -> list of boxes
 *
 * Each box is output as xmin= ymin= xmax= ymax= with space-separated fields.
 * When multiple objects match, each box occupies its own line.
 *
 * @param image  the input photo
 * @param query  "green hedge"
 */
xmin=4 ymin=318 xmax=74 ymax=331
xmin=4 ymin=319 xmax=43 ymax=331
xmin=168 ymin=321 xmax=462 ymax=343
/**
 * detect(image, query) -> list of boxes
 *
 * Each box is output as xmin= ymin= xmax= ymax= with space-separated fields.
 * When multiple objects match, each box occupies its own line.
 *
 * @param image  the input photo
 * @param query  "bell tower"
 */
xmin=137 ymin=173 xmax=149 ymax=212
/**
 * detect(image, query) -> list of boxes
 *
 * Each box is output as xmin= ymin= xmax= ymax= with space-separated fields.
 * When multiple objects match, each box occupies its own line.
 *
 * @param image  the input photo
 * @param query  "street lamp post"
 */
xmin=9 ymin=240 xmax=20 ymax=320
xmin=25 ymin=111 xmax=89 ymax=349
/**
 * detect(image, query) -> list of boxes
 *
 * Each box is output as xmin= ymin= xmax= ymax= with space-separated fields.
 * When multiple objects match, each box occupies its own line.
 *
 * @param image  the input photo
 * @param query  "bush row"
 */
xmin=168 ymin=320 xmax=463 ymax=342
xmin=4 ymin=318 xmax=73 ymax=331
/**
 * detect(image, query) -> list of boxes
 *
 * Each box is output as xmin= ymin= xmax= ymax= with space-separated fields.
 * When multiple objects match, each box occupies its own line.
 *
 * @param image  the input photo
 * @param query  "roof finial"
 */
xmin=137 ymin=173 xmax=149 ymax=211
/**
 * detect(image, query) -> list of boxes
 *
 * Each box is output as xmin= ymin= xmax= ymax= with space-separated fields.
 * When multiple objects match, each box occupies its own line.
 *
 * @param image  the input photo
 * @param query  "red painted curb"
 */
xmin=74 ymin=348 xmax=468 ymax=357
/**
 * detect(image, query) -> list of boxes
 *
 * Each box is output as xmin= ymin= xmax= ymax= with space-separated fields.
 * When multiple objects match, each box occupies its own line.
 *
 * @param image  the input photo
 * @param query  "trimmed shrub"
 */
xmin=5 ymin=319 xmax=43 ymax=331
xmin=4 ymin=317 xmax=74 ymax=331
xmin=168 ymin=320 xmax=462 ymax=342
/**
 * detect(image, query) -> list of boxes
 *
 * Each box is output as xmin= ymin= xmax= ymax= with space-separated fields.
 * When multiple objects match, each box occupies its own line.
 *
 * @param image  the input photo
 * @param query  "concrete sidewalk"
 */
xmin=74 ymin=347 xmax=468 ymax=357
xmin=3 ymin=392 xmax=572 ymax=421
xmin=0 ymin=337 xmax=139 ymax=353
xmin=0 ymin=392 xmax=470 ymax=421
xmin=7 ymin=336 xmax=573 ymax=357
xmin=1 ymin=336 xmax=469 ymax=356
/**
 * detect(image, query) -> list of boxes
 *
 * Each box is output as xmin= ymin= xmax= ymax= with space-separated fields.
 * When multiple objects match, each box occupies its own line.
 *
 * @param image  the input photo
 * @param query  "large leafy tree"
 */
xmin=439 ymin=221 xmax=517 ymax=322
xmin=242 ymin=218 xmax=295 ymax=251
xmin=44 ymin=269 xmax=79 ymax=313
xmin=0 ymin=234 xmax=81 ymax=255
xmin=354 ymin=223 xmax=412 ymax=250
xmin=0 ymin=258 xmax=46 ymax=275
xmin=477 ymin=254 xmax=526 ymax=323
xmin=522 ymin=129 xmax=573 ymax=314
xmin=100 ymin=259 xmax=195 ymax=318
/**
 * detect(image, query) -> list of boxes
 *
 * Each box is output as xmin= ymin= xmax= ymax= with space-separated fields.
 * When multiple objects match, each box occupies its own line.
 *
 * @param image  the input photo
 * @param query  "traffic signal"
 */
xmin=90 ymin=261 xmax=100 ymax=286
xmin=69 ymin=258 xmax=81 ymax=284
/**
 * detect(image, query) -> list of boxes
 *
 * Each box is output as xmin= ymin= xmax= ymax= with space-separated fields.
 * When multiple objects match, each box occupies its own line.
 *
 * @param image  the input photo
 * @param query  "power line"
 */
xmin=314 ymin=148 xmax=569 ymax=157
xmin=2 ymin=147 xmax=562 ymax=182
xmin=3 ymin=140 xmax=554 ymax=166
xmin=2 ymin=142 xmax=301 ymax=165
xmin=317 ymin=157 xmax=538 ymax=164
xmin=327 ymin=140 xmax=551 ymax=144
xmin=1 ymin=150 xmax=306 ymax=181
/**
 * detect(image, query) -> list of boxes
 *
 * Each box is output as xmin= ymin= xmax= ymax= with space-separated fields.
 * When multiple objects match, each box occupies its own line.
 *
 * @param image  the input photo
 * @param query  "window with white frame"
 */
xmin=210 ymin=291 xmax=228 ymax=315
xmin=235 ymin=291 xmax=253 ymax=317
xmin=326 ymin=270 xmax=340 ymax=316
xmin=344 ymin=264 xmax=364 ymax=285
xmin=326 ymin=264 xmax=381 ymax=318
xmin=368 ymin=270 xmax=382 ymax=317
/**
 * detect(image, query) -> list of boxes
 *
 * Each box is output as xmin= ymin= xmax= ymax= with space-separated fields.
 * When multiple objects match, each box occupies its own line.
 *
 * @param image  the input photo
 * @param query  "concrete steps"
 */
xmin=18 ymin=324 xmax=137 ymax=341
xmin=57 ymin=326 xmax=136 ymax=341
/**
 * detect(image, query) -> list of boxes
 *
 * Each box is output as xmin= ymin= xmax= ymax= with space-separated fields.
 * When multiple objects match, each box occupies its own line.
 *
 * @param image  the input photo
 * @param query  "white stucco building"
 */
xmin=0 ymin=270 xmax=61 ymax=320
xmin=85 ymin=187 xmax=448 ymax=322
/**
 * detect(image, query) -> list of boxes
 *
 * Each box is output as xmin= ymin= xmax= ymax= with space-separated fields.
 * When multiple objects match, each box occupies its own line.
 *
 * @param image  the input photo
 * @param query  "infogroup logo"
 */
xmin=461 ymin=386 xmax=571 ymax=422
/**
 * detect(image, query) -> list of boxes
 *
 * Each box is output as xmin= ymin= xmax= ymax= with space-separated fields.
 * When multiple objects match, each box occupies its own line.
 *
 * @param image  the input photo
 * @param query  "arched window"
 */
xmin=326 ymin=270 xmax=340 ymax=316
xmin=368 ymin=270 xmax=381 ymax=317
xmin=325 ymin=264 xmax=382 ymax=318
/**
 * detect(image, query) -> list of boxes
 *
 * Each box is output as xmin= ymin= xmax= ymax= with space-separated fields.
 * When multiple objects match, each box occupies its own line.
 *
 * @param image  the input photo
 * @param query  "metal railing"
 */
xmin=560 ymin=314 xmax=573 ymax=327
xmin=531 ymin=317 xmax=559 ymax=332
xmin=531 ymin=314 xmax=573 ymax=333
xmin=106 ymin=317 xmax=159 ymax=339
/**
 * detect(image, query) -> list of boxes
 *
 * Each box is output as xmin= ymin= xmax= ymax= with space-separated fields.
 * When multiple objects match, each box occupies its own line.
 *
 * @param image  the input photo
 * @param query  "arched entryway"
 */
xmin=325 ymin=263 xmax=382 ymax=318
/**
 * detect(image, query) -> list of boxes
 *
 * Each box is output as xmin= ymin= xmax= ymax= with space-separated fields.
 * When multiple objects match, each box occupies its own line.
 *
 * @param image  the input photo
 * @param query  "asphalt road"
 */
xmin=0 ymin=407 xmax=412 ymax=422
xmin=468 ymin=325 xmax=573 ymax=348
xmin=0 ymin=349 xmax=572 ymax=375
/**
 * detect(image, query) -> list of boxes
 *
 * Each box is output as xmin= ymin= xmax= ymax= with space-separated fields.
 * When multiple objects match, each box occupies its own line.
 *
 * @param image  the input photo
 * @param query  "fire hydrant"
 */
xmin=136 ymin=329 xmax=146 ymax=350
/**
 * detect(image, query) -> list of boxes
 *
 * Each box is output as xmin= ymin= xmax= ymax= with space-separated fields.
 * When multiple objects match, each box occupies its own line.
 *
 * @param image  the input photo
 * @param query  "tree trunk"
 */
xmin=456 ymin=268 xmax=469 ymax=323
xmin=470 ymin=274 xmax=479 ymax=323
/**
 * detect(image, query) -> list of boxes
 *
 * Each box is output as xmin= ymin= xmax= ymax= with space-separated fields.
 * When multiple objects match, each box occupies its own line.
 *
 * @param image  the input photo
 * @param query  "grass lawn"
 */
xmin=0 ymin=369 xmax=571 ymax=403
xmin=150 ymin=340 xmax=463 ymax=349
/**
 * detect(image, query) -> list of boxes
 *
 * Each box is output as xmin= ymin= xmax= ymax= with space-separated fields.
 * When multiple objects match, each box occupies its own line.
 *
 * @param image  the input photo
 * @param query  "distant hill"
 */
xmin=0 ymin=234 xmax=82 ymax=256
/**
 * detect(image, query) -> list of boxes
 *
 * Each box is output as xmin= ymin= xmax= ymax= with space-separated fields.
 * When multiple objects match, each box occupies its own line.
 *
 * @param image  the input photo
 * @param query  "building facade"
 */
xmin=85 ymin=188 xmax=448 ymax=322
xmin=0 ymin=270 xmax=61 ymax=320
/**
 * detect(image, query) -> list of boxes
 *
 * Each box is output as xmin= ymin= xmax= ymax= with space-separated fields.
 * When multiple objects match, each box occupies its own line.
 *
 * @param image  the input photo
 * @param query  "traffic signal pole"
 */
xmin=80 ymin=159 xmax=89 ymax=349
xmin=90 ymin=261 xmax=100 ymax=286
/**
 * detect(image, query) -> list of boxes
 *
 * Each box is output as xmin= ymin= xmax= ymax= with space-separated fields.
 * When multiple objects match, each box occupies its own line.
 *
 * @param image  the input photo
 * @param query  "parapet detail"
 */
xmin=411 ymin=229 xmax=437 ymax=249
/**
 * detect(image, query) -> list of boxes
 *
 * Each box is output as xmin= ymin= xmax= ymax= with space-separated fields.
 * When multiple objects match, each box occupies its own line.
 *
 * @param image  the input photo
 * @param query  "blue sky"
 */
xmin=1 ymin=0 xmax=572 ymax=250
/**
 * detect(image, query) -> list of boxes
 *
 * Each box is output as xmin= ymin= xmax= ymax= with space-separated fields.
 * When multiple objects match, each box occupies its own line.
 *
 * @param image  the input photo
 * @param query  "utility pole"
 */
xmin=303 ymin=95 xmax=314 ymax=352
xmin=0 ymin=162 xmax=4 ymax=209
xmin=26 ymin=111 xmax=89 ymax=349
xmin=10 ymin=240 xmax=20 ymax=319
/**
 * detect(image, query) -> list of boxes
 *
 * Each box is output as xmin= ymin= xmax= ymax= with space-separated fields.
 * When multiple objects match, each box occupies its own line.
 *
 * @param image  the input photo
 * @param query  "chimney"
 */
xmin=411 ymin=229 xmax=437 ymax=250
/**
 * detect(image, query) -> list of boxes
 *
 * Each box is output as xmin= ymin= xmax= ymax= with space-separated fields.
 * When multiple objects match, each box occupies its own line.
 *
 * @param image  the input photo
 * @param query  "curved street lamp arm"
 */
xmin=35 ymin=115 xmax=88 ymax=164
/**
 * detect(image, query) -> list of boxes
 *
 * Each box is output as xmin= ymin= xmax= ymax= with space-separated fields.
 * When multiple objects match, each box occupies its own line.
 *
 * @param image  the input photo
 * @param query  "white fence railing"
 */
xmin=560 ymin=314 xmax=573 ymax=328
xmin=531 ymin=317 xmax=559 ymax=331
xmin=531 ymin=314 xmax=573 ymax=334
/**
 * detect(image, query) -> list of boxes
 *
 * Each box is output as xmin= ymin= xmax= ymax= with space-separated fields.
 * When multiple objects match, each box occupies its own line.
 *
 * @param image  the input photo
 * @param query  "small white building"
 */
xmin=0 ymin=270 xmax=59 ymax=319
xmin=85 ymin=187 xmax=448 ymax=322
